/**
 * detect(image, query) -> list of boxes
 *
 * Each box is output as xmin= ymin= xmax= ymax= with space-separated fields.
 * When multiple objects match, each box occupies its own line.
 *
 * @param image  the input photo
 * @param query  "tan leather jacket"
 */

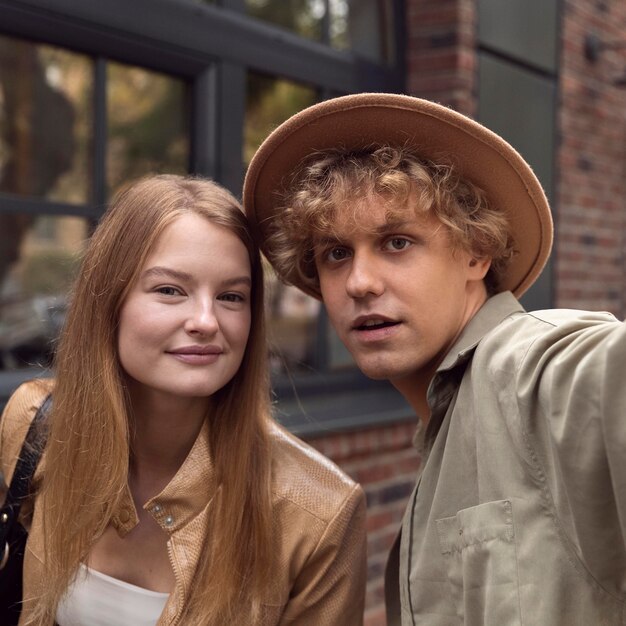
xmin=1 ymin=380 xmax=367 ymax=625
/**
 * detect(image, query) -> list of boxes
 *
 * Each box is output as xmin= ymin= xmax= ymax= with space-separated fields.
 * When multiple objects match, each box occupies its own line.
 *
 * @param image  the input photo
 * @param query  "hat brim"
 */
xmin=243 ymin=92 xmax=553 ymax=299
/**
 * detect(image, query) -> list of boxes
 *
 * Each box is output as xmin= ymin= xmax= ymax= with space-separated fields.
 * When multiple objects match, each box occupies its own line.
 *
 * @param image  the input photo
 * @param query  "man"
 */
xmin=243 ymin=93 xmax=626 ymax=625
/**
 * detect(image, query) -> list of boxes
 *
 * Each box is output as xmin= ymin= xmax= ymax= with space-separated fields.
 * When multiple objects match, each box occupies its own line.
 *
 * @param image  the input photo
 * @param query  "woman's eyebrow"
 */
xmin=221 ymin=276 xmax=252 ymax=288
xmin=143 ymin=267 xmax=251 ymax=288
xmin=142 ymin=266 xmax=193 ymax=282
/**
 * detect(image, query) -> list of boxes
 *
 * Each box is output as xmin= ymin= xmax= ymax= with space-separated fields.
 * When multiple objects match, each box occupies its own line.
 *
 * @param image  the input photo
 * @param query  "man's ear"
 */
xmin=468 ymin=257 xmax=491 ymax=280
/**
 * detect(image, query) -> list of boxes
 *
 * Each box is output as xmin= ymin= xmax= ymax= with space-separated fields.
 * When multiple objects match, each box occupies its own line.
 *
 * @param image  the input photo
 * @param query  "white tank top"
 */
xmin=56 ymin=563 xmax=170 ymax=626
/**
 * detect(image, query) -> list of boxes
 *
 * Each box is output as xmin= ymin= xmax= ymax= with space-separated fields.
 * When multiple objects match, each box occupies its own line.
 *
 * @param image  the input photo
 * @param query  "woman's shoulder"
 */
xmin=268 ymin=421 xmax=364 ymax=524
xmin=0 ymin=379 xmax=54 ymax=483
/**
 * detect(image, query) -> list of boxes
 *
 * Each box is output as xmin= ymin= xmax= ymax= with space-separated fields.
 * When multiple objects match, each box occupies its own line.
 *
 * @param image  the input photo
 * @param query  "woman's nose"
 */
xmin=184 ymin=300 xmax=219 ymax=336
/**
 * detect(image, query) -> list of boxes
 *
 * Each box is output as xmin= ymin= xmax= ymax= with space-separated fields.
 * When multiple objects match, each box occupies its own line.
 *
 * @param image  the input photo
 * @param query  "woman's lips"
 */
xmin=166 ymin=345 xmax=222 ymax=365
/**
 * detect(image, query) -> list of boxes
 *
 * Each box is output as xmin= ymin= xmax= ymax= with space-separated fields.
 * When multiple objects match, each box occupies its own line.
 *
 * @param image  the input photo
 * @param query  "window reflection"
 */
xmin=245 ymin=73 xmax=321 ymax=373
xmin=246 ymin=0 xmax=324 ymax=42
xmin=329 ymin=0 xmax=395 ymax=64
xmin=0 ymin=34 xmax=92 ymax=203
xmin=107 ymin=63 xmax=190 ymax=194
xmin=244 ymin=0 xmax=394 ymax=64
xmin=244 ymin=73 xmax=316 ymax=165
xmin=0 ymin=216 xmax=87 ymax=371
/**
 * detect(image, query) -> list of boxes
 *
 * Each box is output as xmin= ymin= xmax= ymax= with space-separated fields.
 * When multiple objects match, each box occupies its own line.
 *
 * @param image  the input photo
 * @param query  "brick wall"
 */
xmin=556 ymin=0 xmax=626 ymax=318
xmin=406 ymin=0 xmax=477 ymax=116
xmin=306 ymin=421 xmax=420 ymax=626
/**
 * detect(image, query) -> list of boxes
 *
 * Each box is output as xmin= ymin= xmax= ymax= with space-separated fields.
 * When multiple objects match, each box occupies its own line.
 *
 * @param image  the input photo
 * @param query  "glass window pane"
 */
xmin=478 ymin=52 xmax=556 ymax=311
xmin=245 ymin=73 xmax=320 ymax=373
xmin=267 ymin=280 xmax=322 ymax=374
xmin=478 ymin=0 xmax=558 ymax=73
xmin=0 ymin=35 xmax=92 ymax=204
xmin=245 ymin=0 xmax=324 ymax=41
xmin=244 ymin=72 xmax=317 ymax=164
xmin=330 ymin=0 xmax=395 ymax=65
xmin=107 ymin=63 xmax=190 ymax=195
xmin=327 ymin=317 xmax=354 ymax=369
xmin=0 ymin=215 xmax=88 ymax=371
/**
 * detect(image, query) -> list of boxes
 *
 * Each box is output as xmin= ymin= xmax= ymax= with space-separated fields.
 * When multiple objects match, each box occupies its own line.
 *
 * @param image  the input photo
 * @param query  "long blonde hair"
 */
xmin=32 ymin=176 xmax=273 ymax=624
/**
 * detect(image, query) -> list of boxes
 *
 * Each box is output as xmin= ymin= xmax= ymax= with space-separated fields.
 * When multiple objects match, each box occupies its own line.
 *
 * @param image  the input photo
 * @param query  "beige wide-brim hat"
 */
xmin=243 ymin=92 xmax=553 ymax=299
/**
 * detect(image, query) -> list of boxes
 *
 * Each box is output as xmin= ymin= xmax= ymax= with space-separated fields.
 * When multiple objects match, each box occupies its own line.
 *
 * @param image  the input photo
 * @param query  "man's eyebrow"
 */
xmin=313 ymin=236 xmax=342 ymax=248
xmin=373 ymin=220 xmax=413 ymax=234
xmin=313 ymin=221 xmax=415 ymax=245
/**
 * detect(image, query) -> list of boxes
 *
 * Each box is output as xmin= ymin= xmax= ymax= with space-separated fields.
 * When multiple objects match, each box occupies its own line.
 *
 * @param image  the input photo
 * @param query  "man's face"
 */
xmin=314 ymin=195 xmax=490 ymax=388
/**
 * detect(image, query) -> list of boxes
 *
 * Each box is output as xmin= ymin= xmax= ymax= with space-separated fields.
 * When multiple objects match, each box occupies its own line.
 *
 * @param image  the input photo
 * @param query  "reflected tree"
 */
xmin=247 ymin=0 xmax=325 ymax=41
xmin=107 ymin=65 xmax=189 ymax=193
xmin=0 ymin=38 xmax=75 ymax=287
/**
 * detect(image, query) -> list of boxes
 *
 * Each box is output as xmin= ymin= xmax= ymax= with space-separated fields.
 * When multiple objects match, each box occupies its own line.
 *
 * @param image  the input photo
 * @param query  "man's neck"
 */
xmin=392 ymin=284 xmax=490 ymax=426
xmin=391 ymin=367 xmax=435 ymax=427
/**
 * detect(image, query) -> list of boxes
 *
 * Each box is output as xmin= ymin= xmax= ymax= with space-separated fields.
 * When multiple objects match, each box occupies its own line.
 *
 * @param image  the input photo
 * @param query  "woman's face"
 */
xmin=117 ymin=212 xmax=252 ymax=404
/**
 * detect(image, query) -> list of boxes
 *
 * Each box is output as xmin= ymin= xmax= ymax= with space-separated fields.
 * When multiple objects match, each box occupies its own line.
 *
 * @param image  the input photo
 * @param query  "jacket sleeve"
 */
xmin=513 ymin=313 xmax=626 ymax=587
xmin=599 ymin=321 xmax=626 ymax=549
xmin=0 ymin=379 xmax=53 ymax=486
xmin=278 ymin=482 xmax=367 ymax=625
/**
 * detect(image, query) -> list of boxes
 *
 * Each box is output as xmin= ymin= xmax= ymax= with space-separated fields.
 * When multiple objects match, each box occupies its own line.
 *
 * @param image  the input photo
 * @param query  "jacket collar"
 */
xmin=421 ymin=291 xmax=525 ymax=452
xmin=437 ymin=291 xmax=525 ymax=374
xmin=112 ymin=420 xmax=217 ymax=537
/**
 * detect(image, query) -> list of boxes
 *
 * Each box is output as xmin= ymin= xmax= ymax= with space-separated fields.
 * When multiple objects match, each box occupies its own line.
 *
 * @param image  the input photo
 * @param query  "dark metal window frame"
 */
xmin=476 ymin=0 xmax=561 ymax=314
xmin=0 ymin=0 xmax=412 ymax=432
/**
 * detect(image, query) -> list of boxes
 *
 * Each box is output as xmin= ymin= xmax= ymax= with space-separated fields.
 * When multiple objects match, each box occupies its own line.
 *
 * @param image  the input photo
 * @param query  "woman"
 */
xmin=0 ymin=176 xmax=366 ymax=625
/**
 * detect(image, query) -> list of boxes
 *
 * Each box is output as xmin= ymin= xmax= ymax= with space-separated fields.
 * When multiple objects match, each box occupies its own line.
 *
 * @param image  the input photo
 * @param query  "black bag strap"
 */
xmin=0 ymin=394 xmax=51 ymax=552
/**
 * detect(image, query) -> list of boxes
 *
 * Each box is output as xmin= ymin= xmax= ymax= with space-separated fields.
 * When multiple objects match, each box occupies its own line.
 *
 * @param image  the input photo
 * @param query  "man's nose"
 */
xmin=345 ymin=252 xmax=384 ymax=299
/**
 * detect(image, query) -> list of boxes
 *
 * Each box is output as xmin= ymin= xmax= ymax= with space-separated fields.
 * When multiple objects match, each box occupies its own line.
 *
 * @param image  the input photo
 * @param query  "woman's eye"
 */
xmin=219 ymin=293 xmax=245 ymax=303
xmin=156 ymin=286 xmax=182 ymax=296
xmin=385 ymin=237 xmax=411 ymax=251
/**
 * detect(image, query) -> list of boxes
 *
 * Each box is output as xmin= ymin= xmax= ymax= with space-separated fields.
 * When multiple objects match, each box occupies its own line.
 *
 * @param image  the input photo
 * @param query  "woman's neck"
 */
xmin=127 ymin=386 xmax=210 ymax=497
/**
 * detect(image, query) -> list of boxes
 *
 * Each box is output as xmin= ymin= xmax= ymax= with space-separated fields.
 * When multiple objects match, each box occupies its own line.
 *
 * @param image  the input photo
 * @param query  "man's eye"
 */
xmin=385 ymin=238 xmax=411 ymax=251
xmin=327 ymin=247 xmax=351 ymax=262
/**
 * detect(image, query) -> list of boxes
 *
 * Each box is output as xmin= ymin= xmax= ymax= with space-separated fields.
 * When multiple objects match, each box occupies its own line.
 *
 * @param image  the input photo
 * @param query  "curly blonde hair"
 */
xmin=266 ymin=145 xmax=516 ymax=295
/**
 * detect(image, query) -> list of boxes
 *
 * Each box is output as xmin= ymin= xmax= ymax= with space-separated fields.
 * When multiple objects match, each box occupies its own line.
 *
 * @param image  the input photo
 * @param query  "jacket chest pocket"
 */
xmin=436 ymin=499 xmax=522 ymax=626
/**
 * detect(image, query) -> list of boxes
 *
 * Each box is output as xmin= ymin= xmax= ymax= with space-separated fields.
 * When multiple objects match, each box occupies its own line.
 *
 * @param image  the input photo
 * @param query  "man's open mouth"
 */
xmin=355 ymin=319 xmax=399 ymax=331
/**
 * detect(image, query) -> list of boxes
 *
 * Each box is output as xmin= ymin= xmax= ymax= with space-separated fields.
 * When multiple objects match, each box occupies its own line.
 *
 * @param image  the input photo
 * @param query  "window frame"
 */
xmin=476 ymin=0 xmax=561 ymax=312
xmin=0 ymin=0 xmax=410 ymax=430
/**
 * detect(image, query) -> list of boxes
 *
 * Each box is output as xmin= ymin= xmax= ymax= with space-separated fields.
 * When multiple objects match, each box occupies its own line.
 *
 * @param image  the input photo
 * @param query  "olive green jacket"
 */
xmin=387 ymin=291 xmax=626 ymax=625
